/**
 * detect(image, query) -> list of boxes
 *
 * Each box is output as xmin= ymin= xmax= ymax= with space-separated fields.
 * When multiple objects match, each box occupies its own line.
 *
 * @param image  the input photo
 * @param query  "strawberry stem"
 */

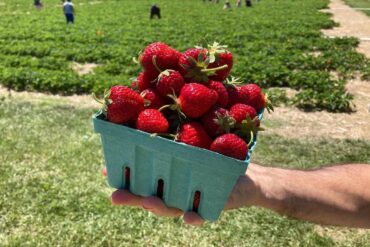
xmin=201 ymin=64 xmax=228 ymax=73
xmin=152 ymin=55 xmax=162 ymax=73
xmin=92 ymin=93 xmax=104 ymax=105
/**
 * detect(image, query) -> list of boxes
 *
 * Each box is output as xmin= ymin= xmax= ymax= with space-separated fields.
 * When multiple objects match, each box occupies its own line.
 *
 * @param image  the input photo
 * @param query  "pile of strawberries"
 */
xmin=96 ymin=42 xmax=272 ymax=160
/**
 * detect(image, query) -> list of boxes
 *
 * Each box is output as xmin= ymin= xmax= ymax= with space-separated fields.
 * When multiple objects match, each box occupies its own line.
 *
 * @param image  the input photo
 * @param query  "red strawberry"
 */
xmin=140 ymin=88 xmax=165 ymax=109
xmin=97 ymin=86 xmax=144 ymax=124
xmin=139 ymin=42 xmax=180 ymax=78
xmin=230 ymin=104 xmax=257 ymax=124
xmin=135 ymin=71 xmax=156 ymax=92
xmin=201 ymin=107 xmax=235 ymax=137
xmin=207 ymin=80 xmax=228 ymax=107
xmin=136 ymin=109 xmax=169 ymax=134
xmin=178 ymin=47 xmax=208 ymax=81
xmin=240 ymin=84 xmax=271 ymax=112
xmin=210 ymin=133 xmax=248 ymax=160
xmin=207 ymin=42 xmax=233 ymax=81
xmin=224 ymin=77 xmax=249 ymax=107
xmin=177 ymin=122 xmax=212 ymax=149
xmin=156 ymin=70 xmax=185 ymax=97
xmin=177 ymin=83 xmax=218 ymax=118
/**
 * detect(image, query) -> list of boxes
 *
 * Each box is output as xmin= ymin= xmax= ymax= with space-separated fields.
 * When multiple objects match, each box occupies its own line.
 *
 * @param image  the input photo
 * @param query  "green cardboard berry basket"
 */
xmin=93 ymin=111 xmax=263 ymax=221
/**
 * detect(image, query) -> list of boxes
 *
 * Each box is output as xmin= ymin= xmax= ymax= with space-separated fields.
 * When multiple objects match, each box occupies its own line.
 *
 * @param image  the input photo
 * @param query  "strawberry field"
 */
xmin=0 ymin=0 xmax=369 ymax=112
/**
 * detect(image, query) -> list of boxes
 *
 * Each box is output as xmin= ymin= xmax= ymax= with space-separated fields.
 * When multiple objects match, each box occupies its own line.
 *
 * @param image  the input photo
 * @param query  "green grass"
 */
xmin=0 ymin=96 xmax=369 ymax=246
xmin=0 ymin=0 xmax=369 ymax=111
xmin=344 ymin=0 xmax=370 ymax=16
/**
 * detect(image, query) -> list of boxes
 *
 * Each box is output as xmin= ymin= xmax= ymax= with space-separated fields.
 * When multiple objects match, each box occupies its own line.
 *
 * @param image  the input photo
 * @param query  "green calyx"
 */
xmin=213 ymin=112 xmax=236 ymax=134
xmin=235 ymin=116 xmax=264 ymax=146
xmin=207 ymin=41 xmax=228 ymax=63
xmin=92 ymin=89 xmax=112 ymax=116
xmin=182 ymin=52 xmax=228 ymax=82
xmin=264 ymin=93 xmax=275 ymax=113
xmin=224 ymin=76 xmax=243 ymax=88
xmin=158 ymin=93 xmax=187 ymax=120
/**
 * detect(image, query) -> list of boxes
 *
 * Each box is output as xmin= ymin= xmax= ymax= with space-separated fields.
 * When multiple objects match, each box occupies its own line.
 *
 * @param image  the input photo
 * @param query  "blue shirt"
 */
xmin=63 ymin=2 xmax=74 ymax=14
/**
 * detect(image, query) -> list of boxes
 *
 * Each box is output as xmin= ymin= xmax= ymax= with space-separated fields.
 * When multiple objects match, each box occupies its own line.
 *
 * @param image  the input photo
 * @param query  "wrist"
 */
xmin=242 ymin=164 xmax=290 ymax=211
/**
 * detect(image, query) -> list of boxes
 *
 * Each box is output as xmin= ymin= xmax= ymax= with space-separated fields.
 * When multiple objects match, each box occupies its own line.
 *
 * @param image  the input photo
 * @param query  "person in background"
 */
xmin=150 ymin=4 xmax=161 ymax=19
xmin=246 ymin=0 xmax=252 ymax=7
xmin=236 ymin=0 xmax=241 ymax=7
xmin=223 ymin=0 xmax=231 ymax=10
xmin=34 ymin=0 xmax=43 ymax=9
xmin=63 ymin=0 xmax=75 ymax=24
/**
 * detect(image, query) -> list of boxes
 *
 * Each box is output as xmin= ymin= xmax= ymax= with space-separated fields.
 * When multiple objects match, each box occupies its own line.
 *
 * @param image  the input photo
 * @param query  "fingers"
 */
xmin=183 ymin=212 xmax=204 ymax=226
xmin=111 ymin=190 xmax=203 ymax=226
xmin=142 ymin=196 xmax=183 ymax=217
xmin=111 ymin=190 xmax=143 ymax=206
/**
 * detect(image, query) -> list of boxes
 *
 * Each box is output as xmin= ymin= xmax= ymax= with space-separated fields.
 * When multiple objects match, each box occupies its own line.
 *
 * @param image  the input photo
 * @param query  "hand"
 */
xmin=103 ymin=164 xmax=260 ymax=226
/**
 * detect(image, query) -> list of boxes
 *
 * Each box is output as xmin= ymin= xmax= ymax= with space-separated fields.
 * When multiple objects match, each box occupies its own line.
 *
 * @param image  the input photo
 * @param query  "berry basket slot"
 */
xmin=93 ymin=111 xmax=263 ymax=221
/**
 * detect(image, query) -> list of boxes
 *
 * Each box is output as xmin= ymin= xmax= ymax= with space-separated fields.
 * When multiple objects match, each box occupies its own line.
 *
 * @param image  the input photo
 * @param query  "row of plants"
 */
xmin=0 ymin=0 xmax=369 ymax=112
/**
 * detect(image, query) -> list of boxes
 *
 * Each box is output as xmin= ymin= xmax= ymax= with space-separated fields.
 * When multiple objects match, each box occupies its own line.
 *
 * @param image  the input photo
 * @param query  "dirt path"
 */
xmin=321 ymin=0 xmax=370 ymax=57
xmin=261 ymin=0 xmax=370 ymax=140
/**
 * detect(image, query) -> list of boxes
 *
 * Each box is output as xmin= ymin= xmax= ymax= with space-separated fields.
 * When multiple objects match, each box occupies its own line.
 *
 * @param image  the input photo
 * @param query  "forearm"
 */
xmin=241 ymin=163 xmax=370 ymax=228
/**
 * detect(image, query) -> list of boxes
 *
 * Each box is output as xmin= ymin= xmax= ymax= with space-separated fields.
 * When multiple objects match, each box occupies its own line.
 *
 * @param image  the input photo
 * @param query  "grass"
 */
xmin=344 ymin=0 xmax=370 ymax=16
xmin=0 ymin=96 xmax=369 ymax=246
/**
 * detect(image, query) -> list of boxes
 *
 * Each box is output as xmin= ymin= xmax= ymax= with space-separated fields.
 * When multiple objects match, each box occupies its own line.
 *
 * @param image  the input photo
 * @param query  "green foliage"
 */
xmin=0 ymin=0 xmax=369 ymax=112
xmin=1 ymin=98 xmax=370 ymax=246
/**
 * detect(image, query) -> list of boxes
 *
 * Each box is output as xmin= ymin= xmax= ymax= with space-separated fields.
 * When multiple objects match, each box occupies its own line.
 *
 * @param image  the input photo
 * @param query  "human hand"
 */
xmin=103 ymin=164 xmax=260 ymax=226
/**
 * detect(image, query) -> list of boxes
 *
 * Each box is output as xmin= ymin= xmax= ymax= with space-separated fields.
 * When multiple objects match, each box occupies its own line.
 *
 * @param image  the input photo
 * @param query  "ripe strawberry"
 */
xmin=230 ymin=104 xmax=257 ymax=124
xmin=178 ymin=47 xmax=228 ymax=83
xmin=96 ymin=85 xmax=144 ymax=124
xmin=139 ymin=42 xmax=180 ymax=78
xmin=207 ymin=80 xmax=229 ymax=107
xmin=134 ymin=71 xmax=156 ymax=92
xmin=240 ymin=84 xmax=273 ymax=112
xmin=156 ymin=70 xmax=185 ymax=97
xmin=224 ymin=77 xmax=249 ymax=107
xmin=210 ymin=133 xmax=248 ymax=160
xmin=177 ymin=122 xmax=212 ymax=149
xmin=136 ymin=109 xmax=169 ymax=134
xmin=207 ymin=42 xmax=233 ymax=81
xmin=177 ymin=83 xmax=218 ymax=118
xmin=140 ymin=88 xmax=165 ymax=109
xmin=178 ymin=47 xmax=208 ymax=81
xmin=201 ymin=107 xmax=235 ymax=137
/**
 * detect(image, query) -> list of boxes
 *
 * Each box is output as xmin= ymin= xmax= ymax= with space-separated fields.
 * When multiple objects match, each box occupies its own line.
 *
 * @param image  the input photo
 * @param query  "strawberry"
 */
xmin=95 ymin=85 xmax=144 ymax=124
xmin=140 ymin=88 xmax=165 ymax=109
xmin=175 ymin=83 xmax=218 ymax=118
xmin=156 ymin=70 xmax=185 ymax=97
xmin=230 ymin=104 xmax=257 ymax=124
xmin=178 ymin=47 xmax=228 ymax=83
xmin=210 ymin=133 xmax=248 ymax=160
xmin=240 ymin=84 xmax=273 ymax=112
xmin=224 ymin=77 xmax=249 ymax=107
xmin=136 ymin=109 xmax=169 ymax=134
xmin=134 ymin=71 xmax=156 ymax=92
xmin=177 ymin=122 xmax=212 ymax=149
xmin=139 ymin=42 xmax=180 ymax=78
xmin=207 ymin=80 xmax=229 ymax=108
xmin=178 ymin=47 xmax=208 ymax=81
xmin=201 ymin=107 xmax=235 ymax=137
xmin=207 ymin=42 xmax=233 ymax=81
